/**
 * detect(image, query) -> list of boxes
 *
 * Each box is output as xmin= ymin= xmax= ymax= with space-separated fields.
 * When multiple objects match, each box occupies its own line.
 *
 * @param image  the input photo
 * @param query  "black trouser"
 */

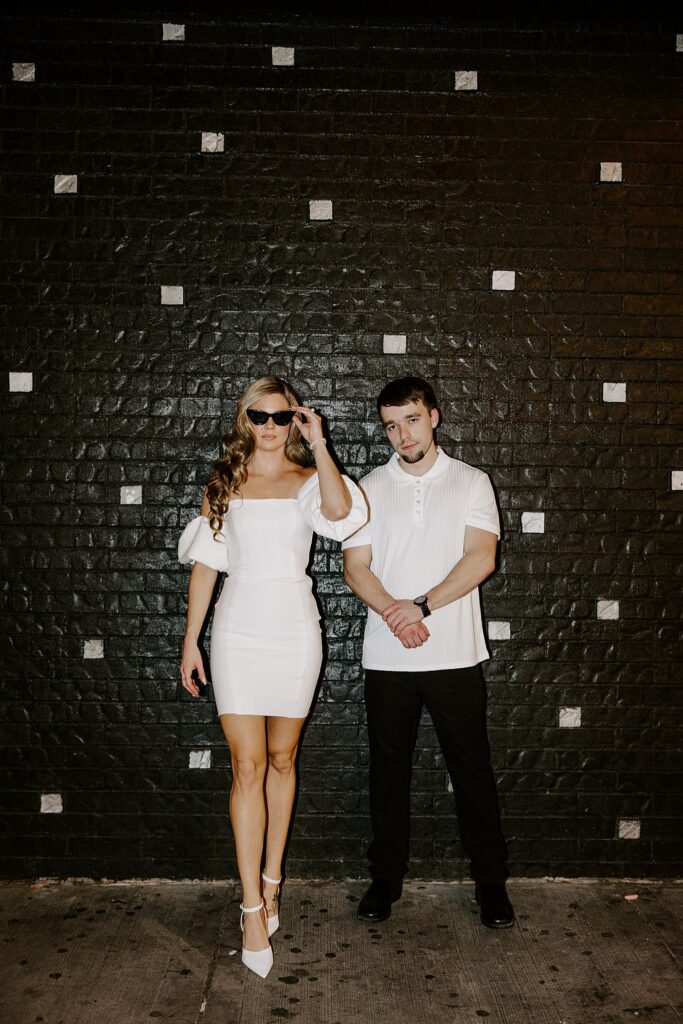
xmin=364 ymin=665 xmax=509 ymax=886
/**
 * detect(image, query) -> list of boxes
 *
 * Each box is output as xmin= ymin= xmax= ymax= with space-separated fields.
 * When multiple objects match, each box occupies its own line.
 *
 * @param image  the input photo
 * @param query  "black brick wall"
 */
xmin=1 ymin=13 xmax=681 ymax=880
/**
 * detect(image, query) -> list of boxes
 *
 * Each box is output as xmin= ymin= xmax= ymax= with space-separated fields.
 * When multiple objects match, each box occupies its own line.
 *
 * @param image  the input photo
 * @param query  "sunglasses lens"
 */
xmin=246 ymin=409 xmax=269 ymax=425
xmin=272 ymin=411 xmax=295 ymax=426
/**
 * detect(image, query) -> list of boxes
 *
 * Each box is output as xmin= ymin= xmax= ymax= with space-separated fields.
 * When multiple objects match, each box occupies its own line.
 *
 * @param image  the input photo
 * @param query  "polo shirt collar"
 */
xmin=387 ymin=446 xmax=450 ymax=482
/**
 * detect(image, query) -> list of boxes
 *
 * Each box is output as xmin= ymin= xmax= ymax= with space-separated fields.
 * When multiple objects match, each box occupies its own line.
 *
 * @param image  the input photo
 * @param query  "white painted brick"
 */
xmin=120 ymin=485 xmax=142 ymax=505
xmin=201 ymin=132 xmax=224 ymax=153
xmin=54 ymin=174 xmax=77 ymax=194
xmin=676 ymin=34 xmax=683 ymax=52
xmin=618 ymin=818 xmax=640 ymax=840
xmin=272 ymin=46 xmax=295 ymax=66
xmin=600 ymin=161 xmax=622 ymax=182
xmin=488 ymin=620 xmax=511 ymax=641
xmin=12 ymin=63 xmax=35 ymax=82
xmin=491 ymin=270 xmax=515 ymax=290
xmin=9 ymin=372 xmax=33 ymax=392
xmin=309 ymin=199 xmax=333 ymax=221
xmin=603 ymin=382 xmax=626 ymax=403
xmin=454 ymin=70 xmax=478 ymax=91
xmin=597 ymin=599 xmax=619 ymax=620
xmin=521 ymin=511 xmax=545 ymax=534
xmin=163 ymin=23 xmax=185 ymax=41
xmin=559 ymin=706 xmax=582 ymax=729
xmin=83 ymin=639 xmax=104 ymax=659
xmin=41 ymin=793 xmax=63 ymax=814
xmin=383 ymin=334 xmax=407 ymax=354
xmin=672 ymin=471 xmax=683 ymax=491
xmin=161 ymin=285 xmax=184 ymax=305
xmin=189 ymin=750 xmax=212 ymax=769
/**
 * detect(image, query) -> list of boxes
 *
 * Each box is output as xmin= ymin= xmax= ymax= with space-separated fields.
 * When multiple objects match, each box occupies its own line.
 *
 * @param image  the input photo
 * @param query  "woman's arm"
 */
xmin=292 ymin=405 xmax=352 ymax=521
xmin=180 ymin=487 xmax=219 ymax=698
xmin=180 ymin=564 xmax=218 ymax=697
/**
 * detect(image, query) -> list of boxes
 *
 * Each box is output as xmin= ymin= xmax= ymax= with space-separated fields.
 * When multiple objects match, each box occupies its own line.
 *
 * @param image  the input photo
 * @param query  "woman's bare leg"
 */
xmin=262 ymin=716 xmax=307 ymax=919
xmin=219 ymin=713 xmax=269 ymax=951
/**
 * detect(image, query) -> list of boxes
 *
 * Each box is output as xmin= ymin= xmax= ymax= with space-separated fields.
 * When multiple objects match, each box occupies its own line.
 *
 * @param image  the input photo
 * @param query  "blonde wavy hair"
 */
xmin=205 ymin=376 xmax=312 ymax=538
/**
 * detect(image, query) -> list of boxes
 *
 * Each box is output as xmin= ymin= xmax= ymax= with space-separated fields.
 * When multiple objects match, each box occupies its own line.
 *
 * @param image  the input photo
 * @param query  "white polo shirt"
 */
xmin=342 ymin=448 xmax=500 ymax=671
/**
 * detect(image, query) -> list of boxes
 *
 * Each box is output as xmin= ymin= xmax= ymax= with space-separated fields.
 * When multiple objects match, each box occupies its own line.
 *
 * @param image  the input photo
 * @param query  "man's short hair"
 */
xmin=376 ymin=376 xmax=439 ymax=417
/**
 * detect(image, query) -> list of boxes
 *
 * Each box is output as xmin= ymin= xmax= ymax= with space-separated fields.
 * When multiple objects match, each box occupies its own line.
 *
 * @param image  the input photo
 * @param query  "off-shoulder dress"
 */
xmin=178 ymin=473 xmax=367 ymax=718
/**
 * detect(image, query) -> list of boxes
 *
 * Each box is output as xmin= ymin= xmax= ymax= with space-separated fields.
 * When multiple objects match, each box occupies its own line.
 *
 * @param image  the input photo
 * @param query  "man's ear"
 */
xmin=431 ymin=407 xmax=441 ymax=429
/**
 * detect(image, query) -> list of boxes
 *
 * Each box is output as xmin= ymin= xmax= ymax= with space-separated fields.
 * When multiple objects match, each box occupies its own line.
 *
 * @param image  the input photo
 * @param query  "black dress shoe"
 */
xmin=474 ymin=883 xmax=515 ymax=928
xmin=357 ymin=879 xmax=402 ymax=922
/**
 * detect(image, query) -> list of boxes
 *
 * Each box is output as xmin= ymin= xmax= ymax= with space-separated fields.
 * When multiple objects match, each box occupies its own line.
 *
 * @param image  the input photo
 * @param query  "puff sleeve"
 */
xmin=296 ymin=474 xmax=368 ymax=541
xmin=178 ymin=515 xmax=229 ymax=573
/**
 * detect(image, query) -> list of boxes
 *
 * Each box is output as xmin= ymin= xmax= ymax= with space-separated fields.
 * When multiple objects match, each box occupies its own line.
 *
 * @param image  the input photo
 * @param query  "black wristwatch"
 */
xmin=413 ymin=595 xmax=431 ymax=618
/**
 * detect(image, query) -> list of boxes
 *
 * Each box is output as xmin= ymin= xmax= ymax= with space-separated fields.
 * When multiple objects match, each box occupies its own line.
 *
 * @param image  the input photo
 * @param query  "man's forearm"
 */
xmin=426 ymin=549 xmax=496 ymax=612
xmin=344 ymin=561 xmax=395 ymax=616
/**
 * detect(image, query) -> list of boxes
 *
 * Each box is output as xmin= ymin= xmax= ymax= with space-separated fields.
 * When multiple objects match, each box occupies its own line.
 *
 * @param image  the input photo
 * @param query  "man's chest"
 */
xmin=366 ymin=479 xmax=466 ymax=546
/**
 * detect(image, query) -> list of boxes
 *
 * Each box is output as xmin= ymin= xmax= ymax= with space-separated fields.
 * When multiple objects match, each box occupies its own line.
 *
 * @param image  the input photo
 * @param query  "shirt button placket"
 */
xmin=414 ymin=479 xmax=424 ymax=527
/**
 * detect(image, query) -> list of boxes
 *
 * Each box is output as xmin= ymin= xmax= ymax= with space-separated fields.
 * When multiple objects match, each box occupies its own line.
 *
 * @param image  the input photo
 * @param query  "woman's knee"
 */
xmin=268 ymin=747 xmax=297 ymax=776
xmin=231 ymin=753 xmax=266 ymax=787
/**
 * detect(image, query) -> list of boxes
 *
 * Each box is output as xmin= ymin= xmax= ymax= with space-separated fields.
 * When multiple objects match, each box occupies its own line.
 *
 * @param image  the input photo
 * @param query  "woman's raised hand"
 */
xmin=290 ymin=405 xmax=324 ymax=446
xmin=180 ymin=638 xmax=206 ymax=698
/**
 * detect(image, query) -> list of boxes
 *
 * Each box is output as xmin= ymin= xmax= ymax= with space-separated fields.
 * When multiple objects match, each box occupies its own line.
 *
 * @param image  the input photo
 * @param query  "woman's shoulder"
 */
xmin=298 ymin=466 xmax=318 ymax=484
xmin=295 ymin=467 xmax=319 ymax=500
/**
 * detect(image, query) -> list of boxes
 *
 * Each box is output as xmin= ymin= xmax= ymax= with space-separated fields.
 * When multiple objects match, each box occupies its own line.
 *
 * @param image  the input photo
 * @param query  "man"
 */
xmin=342 ymin=376 xmax=514 ymax=928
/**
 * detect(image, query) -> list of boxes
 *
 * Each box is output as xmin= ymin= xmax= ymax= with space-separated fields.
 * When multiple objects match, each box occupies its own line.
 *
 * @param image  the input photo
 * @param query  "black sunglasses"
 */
xmin=246 ymin=408 xmax=296 ymax=427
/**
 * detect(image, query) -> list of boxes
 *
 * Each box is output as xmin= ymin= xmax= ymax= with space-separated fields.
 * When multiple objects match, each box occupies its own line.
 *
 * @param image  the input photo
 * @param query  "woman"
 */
xmin=178 ymin=376 xmax=367 ymax=978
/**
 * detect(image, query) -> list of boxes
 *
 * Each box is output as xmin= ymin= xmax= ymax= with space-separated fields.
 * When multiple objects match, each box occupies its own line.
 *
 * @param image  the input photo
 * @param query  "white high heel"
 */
xmin=240 ymin=900 xmax=273 ymax=978
xmin=262 ymin=872 xmax=282 ymax=937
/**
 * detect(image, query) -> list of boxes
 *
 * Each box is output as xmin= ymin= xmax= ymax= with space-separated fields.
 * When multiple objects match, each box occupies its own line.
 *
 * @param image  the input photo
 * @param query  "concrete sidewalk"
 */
xmin=1 ymin=878 xmax=681 ymax=1024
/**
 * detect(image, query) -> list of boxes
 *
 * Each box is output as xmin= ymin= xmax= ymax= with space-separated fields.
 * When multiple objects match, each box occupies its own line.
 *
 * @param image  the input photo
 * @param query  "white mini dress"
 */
xmin=178 ymin=473 xmax=367 ymax=718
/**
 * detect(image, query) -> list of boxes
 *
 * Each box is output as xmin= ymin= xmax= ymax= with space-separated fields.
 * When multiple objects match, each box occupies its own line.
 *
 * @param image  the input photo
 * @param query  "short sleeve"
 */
xmin=297 ymin=474 xmax=368 ymax=541
xmin=465 ymin=472 xmax=501 ymax=537
xmin=178 ymin=515 xmax=229 ymax=572
xmin=341 ymin=518 xmax=371 ymax=550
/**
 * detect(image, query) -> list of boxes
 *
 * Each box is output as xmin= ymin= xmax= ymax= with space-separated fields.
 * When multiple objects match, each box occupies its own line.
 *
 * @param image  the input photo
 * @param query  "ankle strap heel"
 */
xmin=240 ymin=900 xmax=266 ymax=929
xmin=239 ymin=900 xmax=273 ymax=979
